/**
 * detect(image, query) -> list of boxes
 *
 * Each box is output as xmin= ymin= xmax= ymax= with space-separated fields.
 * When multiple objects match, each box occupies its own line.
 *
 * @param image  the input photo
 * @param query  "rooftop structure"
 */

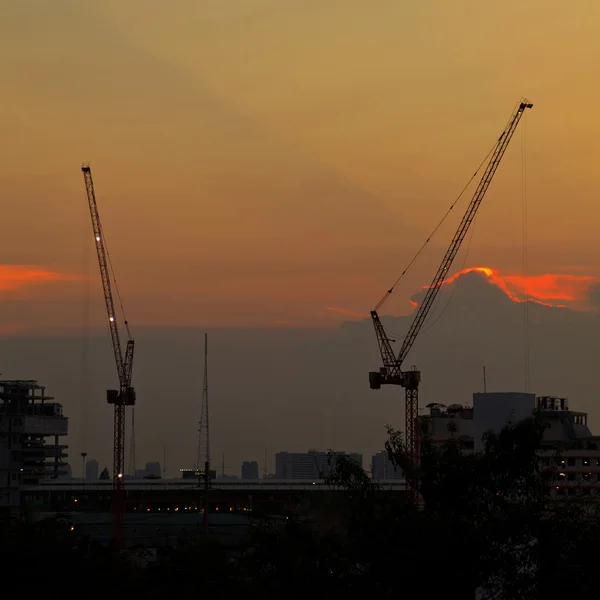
xmin=0 ymin=380 xmax=68 ymax=515
xmin=420 ymin=402 xmax=474 ymax=449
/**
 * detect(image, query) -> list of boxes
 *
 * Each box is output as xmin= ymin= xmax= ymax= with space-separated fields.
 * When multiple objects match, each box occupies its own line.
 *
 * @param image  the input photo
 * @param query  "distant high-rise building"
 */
xmin=145 ymin=462 xmax=161 ymax=478
xmin=86 ymin=459 xmax=99 ymax=481
xmin=241 ymin=461 xmax=259 ymax=480
xmin=371 ymin=451 xmax=402 ymax=481
xmin=275 ymin=450 xmax=362 ymax=480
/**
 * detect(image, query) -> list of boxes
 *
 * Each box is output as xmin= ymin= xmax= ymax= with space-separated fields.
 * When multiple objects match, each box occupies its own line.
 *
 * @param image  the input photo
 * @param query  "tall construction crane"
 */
xmin=82 ymin=164 xmax=136 ymax=544
xmin=369 ymin=100 xmax=532 ymax=501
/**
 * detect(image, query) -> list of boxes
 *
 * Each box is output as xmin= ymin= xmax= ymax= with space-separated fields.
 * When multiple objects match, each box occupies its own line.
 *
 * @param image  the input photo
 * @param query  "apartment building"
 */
xmin=420 ymin=392 xmax=600 ymax=498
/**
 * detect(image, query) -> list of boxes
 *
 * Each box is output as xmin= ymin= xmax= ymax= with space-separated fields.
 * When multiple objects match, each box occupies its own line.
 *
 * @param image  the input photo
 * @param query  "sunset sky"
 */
xmin=2 ymin=1 xmax=600 ymax=331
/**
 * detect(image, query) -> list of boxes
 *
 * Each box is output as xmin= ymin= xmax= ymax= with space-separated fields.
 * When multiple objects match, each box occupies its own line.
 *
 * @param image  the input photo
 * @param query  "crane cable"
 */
xmin=387 ymin=108 xmax=531 ymax=343
xmin=374 ymin=138 xmax=500 ymax=314
xmin=419 ymin=209 xmax=479 ymax=336
xmin=80 ymin=195 xmax=91 ymax=475
xmin=103 ymin=228 xmax=132 ymax=341
xmin=384 ymin=208 xmax=481 ymax=342
xmin=521 ymin=112 xmax=530 ymax=392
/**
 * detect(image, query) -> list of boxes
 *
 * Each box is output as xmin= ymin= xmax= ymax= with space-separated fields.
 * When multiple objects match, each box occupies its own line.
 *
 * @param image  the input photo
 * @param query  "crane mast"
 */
xmin=369 ymin=100 xmax=532 ymax=501
xmin=82 ymin=164 xmax=136 ymax=544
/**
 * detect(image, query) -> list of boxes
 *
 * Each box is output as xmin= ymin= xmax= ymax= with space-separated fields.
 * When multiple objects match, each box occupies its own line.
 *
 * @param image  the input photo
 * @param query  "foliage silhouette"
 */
xmin=3 ymin=414 xmax=599 ymax=599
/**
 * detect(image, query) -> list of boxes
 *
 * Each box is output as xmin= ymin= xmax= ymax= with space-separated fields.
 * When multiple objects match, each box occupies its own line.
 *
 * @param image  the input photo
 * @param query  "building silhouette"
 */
xmin=275 ymin=450 xmax=362 ymax=480
xmin=86 ymin=459 xmax=99 ymax=481
xmin=371 ymin=451 xmax=403 ymax=481
xmin=241 ymin=461 xmax=259 ymax=480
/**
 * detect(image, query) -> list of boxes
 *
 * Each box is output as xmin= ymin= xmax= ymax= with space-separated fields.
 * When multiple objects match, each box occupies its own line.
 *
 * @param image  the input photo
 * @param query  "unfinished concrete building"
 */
xmin=0 ymin=380 xmax=68 ymax=515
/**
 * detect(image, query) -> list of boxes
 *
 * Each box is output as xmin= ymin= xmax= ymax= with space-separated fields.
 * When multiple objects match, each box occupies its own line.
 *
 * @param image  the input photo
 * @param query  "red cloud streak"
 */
xmin=0 ymin=265 xmax=78 ymax=291
xmin=439 ymin=267 xmax=598 ymax=308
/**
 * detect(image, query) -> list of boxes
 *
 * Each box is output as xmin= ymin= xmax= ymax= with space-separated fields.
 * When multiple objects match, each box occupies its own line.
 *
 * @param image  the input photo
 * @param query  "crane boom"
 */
xmin=370 ymin=100 xmax=532 ymax=386
xmin=368 ymin=100 xmax=532 ymax=502
xmin=82 ymin=166 xmax=128 ymax=381
xmin=82 ymin=164 xmax=135 ymax=545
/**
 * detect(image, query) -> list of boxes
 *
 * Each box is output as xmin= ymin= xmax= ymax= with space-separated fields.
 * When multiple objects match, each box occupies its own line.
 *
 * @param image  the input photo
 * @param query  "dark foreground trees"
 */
xmin=2 ymin=414 xmax=599 ymax=599
xmin=246 ymin=413 xmax=600 ymax=599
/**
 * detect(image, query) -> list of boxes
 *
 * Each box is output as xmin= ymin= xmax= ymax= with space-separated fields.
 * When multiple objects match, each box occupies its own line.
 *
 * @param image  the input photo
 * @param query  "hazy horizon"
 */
xmin=3 ymin=270 xmax=600 ymax=477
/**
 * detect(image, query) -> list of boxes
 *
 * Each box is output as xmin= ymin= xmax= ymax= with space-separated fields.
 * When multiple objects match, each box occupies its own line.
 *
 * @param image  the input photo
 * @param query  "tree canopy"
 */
xmin=2 ymin=413 xmax=599 ymax=599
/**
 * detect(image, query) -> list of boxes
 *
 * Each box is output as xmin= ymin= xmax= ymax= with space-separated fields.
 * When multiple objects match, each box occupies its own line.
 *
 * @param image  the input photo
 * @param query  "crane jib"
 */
xmin=369 ymin=100 xmax=532 ymax=390
xmin=81 ymin=165 xmax=135 ymax=405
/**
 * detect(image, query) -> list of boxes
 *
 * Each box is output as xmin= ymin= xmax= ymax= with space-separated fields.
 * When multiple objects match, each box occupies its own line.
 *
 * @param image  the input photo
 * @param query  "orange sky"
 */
xmin=1 ymin=1 xmax=600 ymax=330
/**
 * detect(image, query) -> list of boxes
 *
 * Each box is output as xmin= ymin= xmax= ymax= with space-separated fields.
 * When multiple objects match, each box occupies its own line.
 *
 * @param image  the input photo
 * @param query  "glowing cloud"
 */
xmin=0 ymin=265 xmax=78 ymax=292
xmin=437 ymin=267 xmax=599 ymax=308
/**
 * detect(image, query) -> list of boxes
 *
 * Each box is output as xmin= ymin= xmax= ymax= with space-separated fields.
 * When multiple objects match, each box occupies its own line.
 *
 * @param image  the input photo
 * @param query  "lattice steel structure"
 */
xmin=369 ymin=101 xmax=532 ymax=503
xmin=82 ymin=164 xmax=136 ymax=545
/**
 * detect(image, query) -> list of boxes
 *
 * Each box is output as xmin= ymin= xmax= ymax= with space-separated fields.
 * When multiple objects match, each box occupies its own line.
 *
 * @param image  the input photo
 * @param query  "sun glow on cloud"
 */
xmin=438 ymin=267 xmax=599 ymax=309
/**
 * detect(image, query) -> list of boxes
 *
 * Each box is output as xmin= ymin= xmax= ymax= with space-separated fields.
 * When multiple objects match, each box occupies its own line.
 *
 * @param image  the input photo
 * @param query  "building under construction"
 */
xmin=0 ymin=380 xmax=68 ymax=515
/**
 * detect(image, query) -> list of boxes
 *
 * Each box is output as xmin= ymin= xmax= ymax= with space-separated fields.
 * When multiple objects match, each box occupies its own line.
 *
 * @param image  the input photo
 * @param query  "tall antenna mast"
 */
xmin=196 ymin=333 xmax=210 ymax=473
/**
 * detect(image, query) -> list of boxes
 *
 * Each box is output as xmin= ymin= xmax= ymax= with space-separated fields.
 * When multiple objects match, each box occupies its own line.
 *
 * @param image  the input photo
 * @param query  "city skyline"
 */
xmin=4 ymin=268 xmax=600 ymax=475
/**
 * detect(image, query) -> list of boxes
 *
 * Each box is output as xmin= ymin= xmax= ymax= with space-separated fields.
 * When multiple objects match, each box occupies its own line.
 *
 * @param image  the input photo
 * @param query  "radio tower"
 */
xmin=196 ymin=333 xmax=210 ymax=476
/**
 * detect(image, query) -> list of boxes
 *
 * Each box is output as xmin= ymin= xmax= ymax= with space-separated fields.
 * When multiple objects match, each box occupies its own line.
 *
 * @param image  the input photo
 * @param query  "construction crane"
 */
xmin=82 ymin=164 xmax=136 ymax=544
xmin=369 ymin=100 xmax=532 ymax=502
